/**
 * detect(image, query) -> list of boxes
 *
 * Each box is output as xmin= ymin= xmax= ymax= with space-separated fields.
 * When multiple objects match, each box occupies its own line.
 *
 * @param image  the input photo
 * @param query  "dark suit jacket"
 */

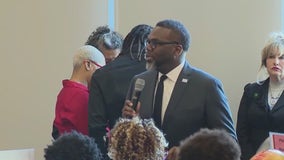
xmin=88 ymin=54 xmax=146 ymax=157
xmin=126 ymin=61 xmax=237 ymax=148
xmin=236 ymin=79 xmax=284 ymax=160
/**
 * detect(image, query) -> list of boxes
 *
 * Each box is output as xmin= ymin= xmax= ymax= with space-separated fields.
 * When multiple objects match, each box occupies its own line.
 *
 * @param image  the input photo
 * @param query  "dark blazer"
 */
xmin=236 ymin=79 xmax=284 ymax=160
xmin=88 ymin=55 xmax=146 ymax=157
xmin=126 ymin=61 xmax=237 ymax=148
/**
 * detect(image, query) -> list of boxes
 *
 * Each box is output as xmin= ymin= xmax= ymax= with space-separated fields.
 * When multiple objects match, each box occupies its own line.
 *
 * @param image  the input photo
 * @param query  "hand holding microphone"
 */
xmin=122 ymin=78 xmax=145 ymax=118
xmin=131 ymin=78 xmax=145 ymax=110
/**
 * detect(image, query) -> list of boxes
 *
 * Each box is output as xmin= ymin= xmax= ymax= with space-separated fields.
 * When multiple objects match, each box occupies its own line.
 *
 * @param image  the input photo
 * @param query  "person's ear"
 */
xmin=174 ymin=44 xmax=183 ymax=57
xmin=84 ymin=61 xmax=91 ymax=71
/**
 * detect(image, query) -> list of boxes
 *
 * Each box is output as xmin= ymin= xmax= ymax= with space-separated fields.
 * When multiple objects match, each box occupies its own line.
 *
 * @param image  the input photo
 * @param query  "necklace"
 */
xmin=269 ymin=87 xmax=283 ymax=107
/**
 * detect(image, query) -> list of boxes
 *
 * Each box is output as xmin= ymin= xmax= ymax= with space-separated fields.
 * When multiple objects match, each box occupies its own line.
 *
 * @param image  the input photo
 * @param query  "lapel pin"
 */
xmin=182 ymin=78 xmax=188 ymax=83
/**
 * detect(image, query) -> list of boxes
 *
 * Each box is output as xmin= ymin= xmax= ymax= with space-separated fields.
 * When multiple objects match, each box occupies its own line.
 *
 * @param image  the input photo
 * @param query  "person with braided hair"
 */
xmin=88 ymin=24 xmax=153 ymax=159
xmin=85 ymin=25 xmax=123 ymax=64
xmin=108 ymin=117 xmax=168 ymax=160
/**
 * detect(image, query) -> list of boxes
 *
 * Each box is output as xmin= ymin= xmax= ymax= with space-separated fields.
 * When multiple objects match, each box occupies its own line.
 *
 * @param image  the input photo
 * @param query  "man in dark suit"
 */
xmin=88 ymin=24 xmax=153 ymax=158
xmin=122 ymin=19 xmax=237 ymax=159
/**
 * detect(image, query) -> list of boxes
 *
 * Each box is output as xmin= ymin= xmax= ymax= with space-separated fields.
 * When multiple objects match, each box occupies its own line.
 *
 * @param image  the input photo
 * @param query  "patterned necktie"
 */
xmin=153 ymin=74 xmax=167 ymax=128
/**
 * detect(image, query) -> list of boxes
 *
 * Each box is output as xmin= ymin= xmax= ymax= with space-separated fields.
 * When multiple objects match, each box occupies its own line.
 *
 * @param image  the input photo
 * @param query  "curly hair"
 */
xmin=108 ymin=117 xmax=168 ymax=160
xmin=85 ymin=25 xmax=123 ymax=51
xmin=44 ymin=131 xmax=102 ymax=160
xmin=178 ymin=128 xmax=241 ymax=160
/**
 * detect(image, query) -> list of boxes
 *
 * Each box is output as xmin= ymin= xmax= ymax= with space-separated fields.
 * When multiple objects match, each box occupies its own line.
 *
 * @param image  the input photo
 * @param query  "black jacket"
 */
xmin=88 ymin=54 xmax=146 ymax=158
xmin=237 ymin=79 xmax=284 ymax=160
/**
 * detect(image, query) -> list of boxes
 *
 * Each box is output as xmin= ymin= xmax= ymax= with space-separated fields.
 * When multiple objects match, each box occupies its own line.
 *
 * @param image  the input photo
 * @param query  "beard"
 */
xmin=146 ymin=61 xmax=156 ymax=71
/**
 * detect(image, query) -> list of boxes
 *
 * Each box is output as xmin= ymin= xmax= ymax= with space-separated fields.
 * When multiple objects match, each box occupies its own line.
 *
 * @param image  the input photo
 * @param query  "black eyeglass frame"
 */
xmin=146 ymin=39 xmax=180 ymax=49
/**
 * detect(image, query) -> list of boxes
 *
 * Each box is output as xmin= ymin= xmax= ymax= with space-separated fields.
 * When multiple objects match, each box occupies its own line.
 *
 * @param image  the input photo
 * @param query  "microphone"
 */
xmin=131 ymin=78 xmax=145 ymax=110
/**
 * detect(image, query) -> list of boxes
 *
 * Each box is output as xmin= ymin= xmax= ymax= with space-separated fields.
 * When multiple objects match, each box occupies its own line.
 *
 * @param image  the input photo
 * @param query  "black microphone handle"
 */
xmin=131 ymin=91 xmax=141 ymax=110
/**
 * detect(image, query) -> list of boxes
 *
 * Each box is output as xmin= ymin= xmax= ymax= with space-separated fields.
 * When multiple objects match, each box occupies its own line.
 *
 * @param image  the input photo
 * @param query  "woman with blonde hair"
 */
xmin=237 ymin=32 xmax=284 ymax=160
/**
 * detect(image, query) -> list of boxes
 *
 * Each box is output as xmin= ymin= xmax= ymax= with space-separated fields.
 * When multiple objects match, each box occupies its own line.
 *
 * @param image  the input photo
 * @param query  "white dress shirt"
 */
xmin=155 ymin=61 xmax=185 ymax=124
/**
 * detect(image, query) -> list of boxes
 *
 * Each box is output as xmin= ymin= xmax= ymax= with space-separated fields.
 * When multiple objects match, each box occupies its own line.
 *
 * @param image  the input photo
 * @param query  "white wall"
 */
xmin=0 ymin=1 xmax=108 ymax=159
xmin=115 ymin=0 xmax=282 ymax=123
xmin=0 ymin=1 xmax=282 ymax=160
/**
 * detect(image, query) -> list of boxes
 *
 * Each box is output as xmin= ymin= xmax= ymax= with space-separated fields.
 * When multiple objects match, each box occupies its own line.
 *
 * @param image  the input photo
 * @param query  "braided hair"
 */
xmin=120 ymin=24 xmax=153 ymax=61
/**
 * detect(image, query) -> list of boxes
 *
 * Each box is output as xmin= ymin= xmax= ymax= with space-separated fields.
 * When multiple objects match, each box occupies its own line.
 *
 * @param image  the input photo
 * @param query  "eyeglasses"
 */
xmin=146 ymin=39 xmax=179 ymax=49
xmin=86 ymin=59 xmax=103 ymax=68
